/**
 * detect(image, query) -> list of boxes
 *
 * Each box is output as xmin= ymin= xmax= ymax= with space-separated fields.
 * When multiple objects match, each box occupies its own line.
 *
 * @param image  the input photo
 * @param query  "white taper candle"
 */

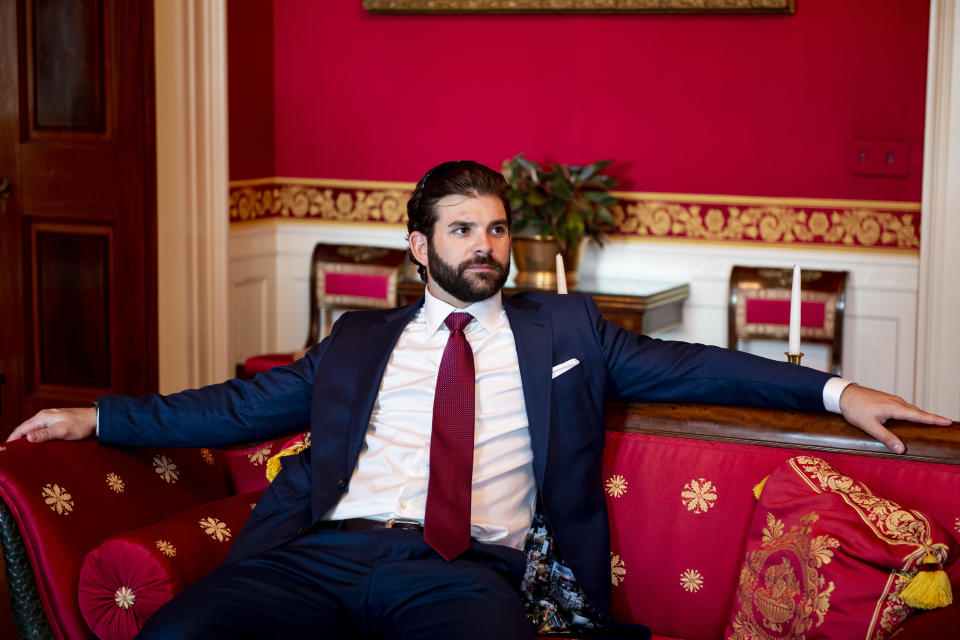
xmin=788 ymin=264 xmax=801 ymax=355
xmin=556 ymin=253 xmax=568 ymax=294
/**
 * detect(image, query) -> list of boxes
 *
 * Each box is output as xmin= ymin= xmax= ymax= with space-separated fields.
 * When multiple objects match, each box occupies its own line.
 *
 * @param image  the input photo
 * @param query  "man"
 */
xmin=9 ymin=161 xmax=951 ymax=639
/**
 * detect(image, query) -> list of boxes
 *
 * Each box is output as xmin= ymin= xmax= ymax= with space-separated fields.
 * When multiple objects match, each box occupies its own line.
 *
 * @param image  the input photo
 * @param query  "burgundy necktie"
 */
xmin=424 ymin=312 xmax=475 ymax=561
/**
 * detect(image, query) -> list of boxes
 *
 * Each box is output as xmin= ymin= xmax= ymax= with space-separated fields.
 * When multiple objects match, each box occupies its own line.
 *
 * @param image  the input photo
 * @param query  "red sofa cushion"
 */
xmin=78 ymin=489 xmax=265 ymax=640
xmin=725 ymin=456 xmax=959 ymax=639
xmin=0 ymin=440 xmax=233 ymax=640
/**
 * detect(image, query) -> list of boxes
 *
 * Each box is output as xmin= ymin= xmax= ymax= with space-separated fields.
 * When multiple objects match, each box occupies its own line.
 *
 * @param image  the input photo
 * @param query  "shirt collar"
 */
xmin=423 ymin=287 xmax=504 ymax=335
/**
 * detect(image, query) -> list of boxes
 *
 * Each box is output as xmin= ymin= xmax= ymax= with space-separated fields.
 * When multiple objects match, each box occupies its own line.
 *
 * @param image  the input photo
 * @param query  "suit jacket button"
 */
xmin=337 ymin=477 xmax=347 ymax=489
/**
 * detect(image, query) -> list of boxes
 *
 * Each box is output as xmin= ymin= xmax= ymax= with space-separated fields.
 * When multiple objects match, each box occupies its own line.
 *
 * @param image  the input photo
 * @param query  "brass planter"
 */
xmin=511 ymin=236 xmax=584 ymax=288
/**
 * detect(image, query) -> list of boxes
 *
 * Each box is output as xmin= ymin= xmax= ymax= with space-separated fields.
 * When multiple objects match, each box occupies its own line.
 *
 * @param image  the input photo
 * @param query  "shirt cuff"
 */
xmin=822 ymin=377 xmax=853 ymax=413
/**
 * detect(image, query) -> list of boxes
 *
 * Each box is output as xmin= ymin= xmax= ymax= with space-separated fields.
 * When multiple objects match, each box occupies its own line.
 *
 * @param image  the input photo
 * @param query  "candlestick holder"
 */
xmin=785 ymin=352 xmax=804 ymax=365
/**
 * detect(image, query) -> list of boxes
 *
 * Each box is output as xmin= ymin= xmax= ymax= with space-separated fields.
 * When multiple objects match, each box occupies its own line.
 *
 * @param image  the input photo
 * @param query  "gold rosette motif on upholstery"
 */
xmin=730 ymin=512 xmax=838 ymax=639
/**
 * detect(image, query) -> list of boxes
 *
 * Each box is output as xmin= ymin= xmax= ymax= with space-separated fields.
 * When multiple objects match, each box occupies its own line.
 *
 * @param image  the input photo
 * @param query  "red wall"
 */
xmin=230 ymin=0 xmax=930 ymax=201
xmin=227 ymin=0 xmax=275 ymax=179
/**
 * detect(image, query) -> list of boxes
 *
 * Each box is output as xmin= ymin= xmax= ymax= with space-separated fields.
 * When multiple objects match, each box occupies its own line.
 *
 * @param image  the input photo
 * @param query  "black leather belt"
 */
xmin=320 ymin=517 xmax=424 ymax=532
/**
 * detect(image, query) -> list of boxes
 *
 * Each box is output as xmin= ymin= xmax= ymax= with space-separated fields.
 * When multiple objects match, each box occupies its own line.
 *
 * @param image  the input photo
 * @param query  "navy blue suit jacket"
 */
xmin=99 ymin=291 xmax=832 ymax=614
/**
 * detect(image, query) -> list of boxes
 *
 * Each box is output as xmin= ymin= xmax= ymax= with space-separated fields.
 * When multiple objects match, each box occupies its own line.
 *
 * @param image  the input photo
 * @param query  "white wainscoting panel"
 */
xmin=231 ymin=277 xmax=269 ymax=364
xmin=228 ymin=222 xmax=920 ymax=400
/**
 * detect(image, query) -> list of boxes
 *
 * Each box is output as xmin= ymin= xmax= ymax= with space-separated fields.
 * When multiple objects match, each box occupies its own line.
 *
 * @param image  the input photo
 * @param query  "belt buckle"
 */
xmin=384 ymin=517 xmax=421 ymax=530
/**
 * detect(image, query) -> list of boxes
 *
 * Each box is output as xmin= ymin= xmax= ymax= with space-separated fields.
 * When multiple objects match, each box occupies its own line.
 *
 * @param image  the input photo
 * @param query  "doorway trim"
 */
xmin=917 ymin=0 xmax=960 ymax=417
xmin=154 ymin=0 xmax=230 ymax=392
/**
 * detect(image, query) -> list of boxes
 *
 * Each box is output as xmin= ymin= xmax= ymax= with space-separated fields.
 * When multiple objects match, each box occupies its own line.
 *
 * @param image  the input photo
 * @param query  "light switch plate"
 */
xmin=851 ymin=139 xmax=909 ymax=177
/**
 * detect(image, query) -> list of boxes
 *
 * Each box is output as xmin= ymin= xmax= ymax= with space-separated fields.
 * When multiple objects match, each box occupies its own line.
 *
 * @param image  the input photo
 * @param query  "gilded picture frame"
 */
xmin=363 ymin=0 xmax=796 ymax=14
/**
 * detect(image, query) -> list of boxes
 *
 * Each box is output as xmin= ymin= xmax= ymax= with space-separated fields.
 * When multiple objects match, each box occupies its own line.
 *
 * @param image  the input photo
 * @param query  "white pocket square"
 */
xmin=551 ymin=358 xmax=580 ymax=379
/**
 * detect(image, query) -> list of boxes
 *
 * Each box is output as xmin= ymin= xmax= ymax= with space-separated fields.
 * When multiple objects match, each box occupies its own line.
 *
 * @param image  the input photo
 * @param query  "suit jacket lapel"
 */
xmin=504 ymin=294 xmax=552 ymax=488
xmin=345 ymin=299 xmax=423 ymax=462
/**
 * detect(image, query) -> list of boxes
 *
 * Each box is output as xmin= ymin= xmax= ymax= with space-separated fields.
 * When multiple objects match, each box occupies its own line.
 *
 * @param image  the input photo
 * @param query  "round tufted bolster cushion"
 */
xmin=78 ymin=489 xmax=265 ymax=640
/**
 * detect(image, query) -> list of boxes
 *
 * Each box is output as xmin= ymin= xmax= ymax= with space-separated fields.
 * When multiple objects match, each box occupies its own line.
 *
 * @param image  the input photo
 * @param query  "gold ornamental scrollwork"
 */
xmin=616 ymin=200 xmax=919 ymax=249
xmin=730 ymin=512 xmax=838 ymax=639
xmin=790 ymin=456 xmax=940 ymax=549
xmin=229 ymin=180 xmax=919 ymax=251
xmin=230 ymin=183 xmax=411 ymax=224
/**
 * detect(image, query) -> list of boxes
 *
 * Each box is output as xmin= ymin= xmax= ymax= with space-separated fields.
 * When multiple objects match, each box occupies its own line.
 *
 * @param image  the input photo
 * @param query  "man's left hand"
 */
xmin=839 ymin=384 xmax=953 ymax=454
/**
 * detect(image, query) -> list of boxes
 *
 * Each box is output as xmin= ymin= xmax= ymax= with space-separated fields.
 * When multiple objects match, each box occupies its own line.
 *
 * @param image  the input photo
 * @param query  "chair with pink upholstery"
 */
xmin=239 ymin=243 xmax=408 ymax=377
xmin=728 ymin=266 xmax=848 ymax=375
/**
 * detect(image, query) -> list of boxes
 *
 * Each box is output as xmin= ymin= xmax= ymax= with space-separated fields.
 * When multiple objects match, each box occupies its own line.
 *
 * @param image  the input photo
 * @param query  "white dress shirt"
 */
xmin=324 ymin=288 xmax=537 ymax=550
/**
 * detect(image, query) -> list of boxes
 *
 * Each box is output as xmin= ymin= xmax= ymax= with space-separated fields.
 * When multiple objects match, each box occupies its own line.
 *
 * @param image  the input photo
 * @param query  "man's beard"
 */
xmin=427 ymin=243 xmax=510 ymax=304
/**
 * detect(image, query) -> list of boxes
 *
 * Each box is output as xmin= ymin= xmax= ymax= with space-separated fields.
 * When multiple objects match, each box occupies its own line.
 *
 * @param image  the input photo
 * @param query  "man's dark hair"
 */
xmin=406 ymin=160 xmax=511 ymax=282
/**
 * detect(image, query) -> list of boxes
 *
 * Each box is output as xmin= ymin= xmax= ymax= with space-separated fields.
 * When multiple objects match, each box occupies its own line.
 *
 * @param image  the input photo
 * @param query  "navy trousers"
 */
xmin=137 ymin=526 xmax=534 ymax=639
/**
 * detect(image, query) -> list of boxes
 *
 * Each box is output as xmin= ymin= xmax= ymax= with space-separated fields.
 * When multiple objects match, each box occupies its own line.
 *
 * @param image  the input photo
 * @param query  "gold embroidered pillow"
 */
xmin=726 ymin=456 xmax=957 ymax=640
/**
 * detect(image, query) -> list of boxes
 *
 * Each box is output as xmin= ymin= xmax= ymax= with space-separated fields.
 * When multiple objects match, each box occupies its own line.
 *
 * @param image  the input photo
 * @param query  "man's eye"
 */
xmin=453 ymin=227 xmax=469 ymax=235
xmin=491 ymin=225 xmax=507 ymax=234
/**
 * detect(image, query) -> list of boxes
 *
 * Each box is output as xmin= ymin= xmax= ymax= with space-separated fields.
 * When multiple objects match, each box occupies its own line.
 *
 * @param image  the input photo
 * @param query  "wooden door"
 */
xmin=0 ymin=0 xmax=157 ymax=439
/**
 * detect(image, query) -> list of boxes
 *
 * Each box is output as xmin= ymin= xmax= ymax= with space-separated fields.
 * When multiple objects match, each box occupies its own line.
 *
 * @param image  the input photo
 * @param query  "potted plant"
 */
xmin=501 ymin=152 xmax=618 ymax=287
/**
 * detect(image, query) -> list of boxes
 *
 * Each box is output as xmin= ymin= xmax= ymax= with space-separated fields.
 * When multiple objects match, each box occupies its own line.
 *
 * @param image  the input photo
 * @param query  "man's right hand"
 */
xmin=6 ymin=408 xmax=97 ymax=443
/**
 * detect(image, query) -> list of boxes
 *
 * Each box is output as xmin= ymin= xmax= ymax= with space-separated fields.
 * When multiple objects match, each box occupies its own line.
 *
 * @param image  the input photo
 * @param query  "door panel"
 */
xmin=32 ymin=224 xmax=112 ymax=389
xmin=31 ymin=0 xmax=106 ymax=131
xmin=0 ymin=0 xmax=156 ymax=437
xmin=20 ymin=144 xmax=117 ymax=216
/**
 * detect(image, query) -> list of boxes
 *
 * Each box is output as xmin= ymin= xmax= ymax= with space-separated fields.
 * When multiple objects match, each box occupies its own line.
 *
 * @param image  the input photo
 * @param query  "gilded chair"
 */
xmin=727 ymin=266 xmax=848 ymax=375
xmin=240 ymin=243 xmax=407 ymax=377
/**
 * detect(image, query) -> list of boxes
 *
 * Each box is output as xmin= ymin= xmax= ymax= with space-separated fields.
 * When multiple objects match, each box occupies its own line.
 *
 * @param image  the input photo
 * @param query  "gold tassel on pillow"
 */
xmin=265 ymin=443 xmax=307 ymax=483
xmin=752 ymin=476 xmax=768 ymax=501
xmin=900 ymin=551 xmax=953 ymax=610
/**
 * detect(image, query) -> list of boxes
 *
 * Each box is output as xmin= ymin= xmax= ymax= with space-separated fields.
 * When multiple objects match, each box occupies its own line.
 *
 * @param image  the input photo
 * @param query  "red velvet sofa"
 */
xmin=0 ymin=403 xmax=957 ymax=639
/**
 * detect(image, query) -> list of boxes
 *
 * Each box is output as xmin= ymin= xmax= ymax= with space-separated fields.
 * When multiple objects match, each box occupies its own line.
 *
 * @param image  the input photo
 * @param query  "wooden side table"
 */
xmin=397 ymin=276 xmax=690 ymax=335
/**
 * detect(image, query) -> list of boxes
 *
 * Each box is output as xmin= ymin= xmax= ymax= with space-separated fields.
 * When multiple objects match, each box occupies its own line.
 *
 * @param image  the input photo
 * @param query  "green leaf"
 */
xmin=526 ymin=191 xmax=548 ymax=207
xmin=512 ymin=218 xmax=532 ymax=233
xmin=596 ymin=206 xmax=614 ymax=224
xmin=585 ymin=175 xmax=617 ymax=190
xmin=583 ymin=191 xmax=609 ymax=203
xmin=578 ymin=159 xmax=611 ymax=181
xmin=550 ymin=178 xmax=572 ymax=201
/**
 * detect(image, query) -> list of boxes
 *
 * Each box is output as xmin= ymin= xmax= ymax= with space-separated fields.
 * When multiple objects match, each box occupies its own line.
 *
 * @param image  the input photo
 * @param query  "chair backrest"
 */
xmin=727 ymin=266 xmax=848 ymax=375
xmin=305 ymin=244 xmax=408 ymax=346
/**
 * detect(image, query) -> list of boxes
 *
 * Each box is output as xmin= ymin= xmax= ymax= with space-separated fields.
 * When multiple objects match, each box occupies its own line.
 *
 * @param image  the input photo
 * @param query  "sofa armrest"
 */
xmin=78 ymin=490 xmax=264 ymax=640
xmin=607 ymin=402 xmax=960 ymax=465
xmin=0 ymin=439 xmax=234 ymax=640
xmin=0 ymin=498 xmax=54 ymax=639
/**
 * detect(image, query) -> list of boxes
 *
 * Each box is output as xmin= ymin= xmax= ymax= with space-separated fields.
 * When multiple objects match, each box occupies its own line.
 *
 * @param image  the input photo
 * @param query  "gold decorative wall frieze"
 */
xmin=229 ymin=178 xmax=920 ymax=251
xmin=230 ymin=179 xmax=411 ymax=225
xmin=612 ymin=195 xmax=920 ymax=250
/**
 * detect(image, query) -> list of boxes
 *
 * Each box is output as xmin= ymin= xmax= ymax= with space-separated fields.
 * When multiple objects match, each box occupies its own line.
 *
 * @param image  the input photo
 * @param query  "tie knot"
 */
xmin=444 ymin=312 xmax=472 ymax=333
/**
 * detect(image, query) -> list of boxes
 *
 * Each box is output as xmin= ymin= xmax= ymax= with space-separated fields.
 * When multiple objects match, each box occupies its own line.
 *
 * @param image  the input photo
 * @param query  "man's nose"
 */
xmin=473 ymin=232 xmax=493 ymax=254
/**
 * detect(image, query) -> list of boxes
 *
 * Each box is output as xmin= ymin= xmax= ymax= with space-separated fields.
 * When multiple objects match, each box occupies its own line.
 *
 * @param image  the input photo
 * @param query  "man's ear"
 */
xmin=409 ymin=231 xmax=429 ymax=269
